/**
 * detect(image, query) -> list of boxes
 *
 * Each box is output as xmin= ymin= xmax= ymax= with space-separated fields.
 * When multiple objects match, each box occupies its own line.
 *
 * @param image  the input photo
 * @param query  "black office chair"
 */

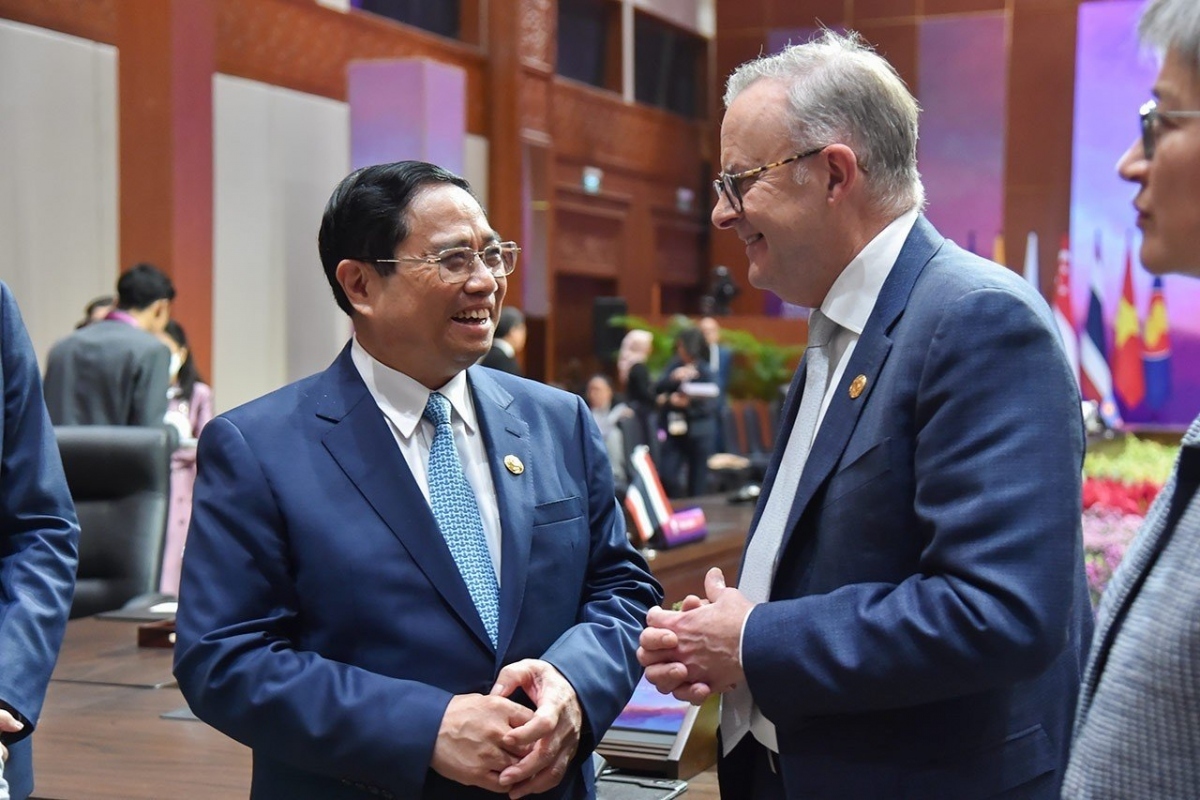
xmin=55 ymin=426 xmax=172 ymax=618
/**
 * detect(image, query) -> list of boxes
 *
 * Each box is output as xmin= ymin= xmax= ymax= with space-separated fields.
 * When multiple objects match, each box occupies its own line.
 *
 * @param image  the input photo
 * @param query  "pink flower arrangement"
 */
xmin=1080 ymin=434 xmax=1179 ymax=606
xmin=1081 ymin=508 xmax=1143 ymax=606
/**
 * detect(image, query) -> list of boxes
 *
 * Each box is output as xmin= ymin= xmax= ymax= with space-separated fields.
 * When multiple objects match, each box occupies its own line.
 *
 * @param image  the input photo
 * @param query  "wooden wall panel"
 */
xmin=766 ymin=0 xmax=846 ymax=29
xmin=552 ymin=80 xmax=707 ymax=185
xmin=215 ymin=0 xmax=488 ymax=134
xmin=855 ymin=0 xmax=917 ymax=22
xmin=0 ymin=0 xmax=116 ymax=44
xmin=656 ymin=215 xmax=705 ymax=286
xmin=1004 ymin=2 xmax=1079 ymax=292
xmin=554 ymin=201 xmax=626 ymax=279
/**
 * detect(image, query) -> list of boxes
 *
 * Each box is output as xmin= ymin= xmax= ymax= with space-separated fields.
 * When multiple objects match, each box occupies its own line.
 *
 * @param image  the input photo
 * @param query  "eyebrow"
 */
xmin=429 ymin=232 xmax=502 ymax=250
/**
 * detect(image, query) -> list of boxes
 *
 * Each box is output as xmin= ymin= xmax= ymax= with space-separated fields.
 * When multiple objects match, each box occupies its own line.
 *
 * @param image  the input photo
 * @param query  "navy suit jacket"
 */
xmin=728 ymin=218 xmax=1092 ymax=798
xmin=174 ymin=347 xmax=661 ymax=799
xmin=0 ymin=282 xmax=79 ymax=800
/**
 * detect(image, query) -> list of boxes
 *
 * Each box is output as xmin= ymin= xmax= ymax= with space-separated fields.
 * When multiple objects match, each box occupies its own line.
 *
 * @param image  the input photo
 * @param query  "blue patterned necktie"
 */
xmin=423 ymin=392 xmax=499 ymax=646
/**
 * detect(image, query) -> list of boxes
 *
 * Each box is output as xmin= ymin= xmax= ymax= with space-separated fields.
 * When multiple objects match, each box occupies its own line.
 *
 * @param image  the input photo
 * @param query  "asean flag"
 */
xmin=1112 ymin=243 xmax=1146 ymax=410
xmin=1142 ymin=277 xmax=1172 ymax=411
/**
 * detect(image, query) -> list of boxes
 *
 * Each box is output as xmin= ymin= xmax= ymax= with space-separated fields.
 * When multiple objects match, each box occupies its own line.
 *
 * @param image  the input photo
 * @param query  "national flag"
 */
xmin=1112 ymin=241 xmax=1146 ymax=410
xmin=1142 ymin=276 xmax=1172 ymax=411
xmin=1023 ymin=231 xmax=1040 ymax=292
xmin=1079 ymin=231 xmax=1121 ymax=426
xmin=1053 ymin=234 xmax=1079 ymax=385
xmin=992 ymin=232 xmax=1005 ymax=266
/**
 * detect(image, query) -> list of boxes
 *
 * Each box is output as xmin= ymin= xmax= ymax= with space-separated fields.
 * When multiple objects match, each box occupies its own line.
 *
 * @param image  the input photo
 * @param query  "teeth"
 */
xmin=457 ymin=309 xmax=490 ymax=321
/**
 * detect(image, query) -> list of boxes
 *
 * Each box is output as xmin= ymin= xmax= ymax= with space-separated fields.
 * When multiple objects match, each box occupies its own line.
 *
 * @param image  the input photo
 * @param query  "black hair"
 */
xmin=495 ymin=306 xmax=525 ymax=339
xmin=164 ymin=319 xmax=204 ymax=403
xmin=115 ymin=263 xmax=176 ymax=310
xmin=317 ymin=161 xmax=476 ymax=316
xmin=675 ymin=326 xmax=711 ymax=363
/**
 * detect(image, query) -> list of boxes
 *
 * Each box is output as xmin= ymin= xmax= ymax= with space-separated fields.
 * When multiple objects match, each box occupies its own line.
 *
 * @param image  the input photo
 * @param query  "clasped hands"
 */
xmin=637 ymin=568 xmax=754 ymax=704
xmin=0 ymin=707 xmax=22 ymax=761
xmin=431 ymin=658 xmax=582 ymax=798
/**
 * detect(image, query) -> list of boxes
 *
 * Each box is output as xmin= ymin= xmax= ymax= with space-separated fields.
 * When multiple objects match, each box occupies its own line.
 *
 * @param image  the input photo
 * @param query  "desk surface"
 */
xmin=50 ymin=617 xmax=176 ymax=689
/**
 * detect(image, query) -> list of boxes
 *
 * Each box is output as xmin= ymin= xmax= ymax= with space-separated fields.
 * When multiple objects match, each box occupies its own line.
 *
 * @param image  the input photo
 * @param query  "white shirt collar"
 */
xmin=820 ymin=209 xmax=919 ymax=334
xmin=494 ymin=338 xmax=515 ymax=358
xmin=350 ymin=337 xmax=478 ymax=439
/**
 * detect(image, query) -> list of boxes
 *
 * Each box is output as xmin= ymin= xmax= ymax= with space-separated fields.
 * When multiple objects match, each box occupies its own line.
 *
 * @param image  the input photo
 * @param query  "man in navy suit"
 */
xmin=0 ymin=281 xmax=79 ymax=800
xmin=174 ymin=162 xmax=661 ymax=799
xmin=639 ymin=31 xmax=1091 ymax=798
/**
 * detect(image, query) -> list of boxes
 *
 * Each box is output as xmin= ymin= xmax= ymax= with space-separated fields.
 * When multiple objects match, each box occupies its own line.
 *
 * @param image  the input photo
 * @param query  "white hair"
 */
xmin=724 ymin=29 xmax=925 ymax=217
xmin=1139 ymin=0 xmax=1200 ymax=69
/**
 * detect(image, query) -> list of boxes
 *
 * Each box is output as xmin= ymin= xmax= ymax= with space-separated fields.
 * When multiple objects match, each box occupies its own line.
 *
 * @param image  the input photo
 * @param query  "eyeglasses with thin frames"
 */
xmin=713 ymin=146 xmax=827 ymax=214
xmin=367 ymin=242 xmax=521 ymax=284
xmin=1139 ymin=99 xmax=1200 ymax=159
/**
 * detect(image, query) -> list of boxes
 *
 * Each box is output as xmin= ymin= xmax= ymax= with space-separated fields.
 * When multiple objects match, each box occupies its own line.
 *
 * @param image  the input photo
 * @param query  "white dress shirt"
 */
xmin=350 ymin=338 xmax=502 ymax=581
xmin=741 ymin=208 xmax=918 ymax=750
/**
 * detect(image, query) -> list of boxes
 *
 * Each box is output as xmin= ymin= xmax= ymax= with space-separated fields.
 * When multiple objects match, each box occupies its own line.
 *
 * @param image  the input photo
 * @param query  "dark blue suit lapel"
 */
xmin=316 ymin=347 xmax=495 ymax=651
xmin=468 ymin=368 xmax=533 ymax=659
xmin=772 ymin=217 xmax=944 ymax=561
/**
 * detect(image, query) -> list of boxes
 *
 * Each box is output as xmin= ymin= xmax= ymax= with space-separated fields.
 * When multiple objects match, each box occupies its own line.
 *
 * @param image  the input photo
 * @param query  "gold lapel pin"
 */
xmin=849 ymin=374 xmax=867 ymax=399
xmin=504 ymin=455 xmax=525 ymax=475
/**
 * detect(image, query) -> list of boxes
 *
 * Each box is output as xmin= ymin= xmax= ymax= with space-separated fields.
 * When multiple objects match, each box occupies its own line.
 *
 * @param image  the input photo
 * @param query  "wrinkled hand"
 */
xmin=0 ymin=708 xmax=23 ymax=762
xmin=638 ymin=568 xmax=752 ymax=704
xmin=431 ymin=693 xmax=535 ymax=793
xmin=491 ymin=659 xmax=583 ymax=799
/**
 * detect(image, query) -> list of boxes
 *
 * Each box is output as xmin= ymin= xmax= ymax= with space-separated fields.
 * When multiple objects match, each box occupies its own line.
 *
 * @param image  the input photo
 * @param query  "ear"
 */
xmin=822 ymin=144 xmax=864 ymax=205
xmin=335 ymin=259 xmax=377 ymax=316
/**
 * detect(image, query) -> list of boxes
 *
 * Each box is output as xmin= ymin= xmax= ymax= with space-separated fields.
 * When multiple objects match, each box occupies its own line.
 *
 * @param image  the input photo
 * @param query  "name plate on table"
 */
xmin=658 ymin=507 xmax=707 ymax=548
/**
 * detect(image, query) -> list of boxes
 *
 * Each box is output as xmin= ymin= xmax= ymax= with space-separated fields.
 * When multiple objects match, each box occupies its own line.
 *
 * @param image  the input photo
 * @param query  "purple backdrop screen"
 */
xmin=1072 ymin=0 xmax=1199 ymax=427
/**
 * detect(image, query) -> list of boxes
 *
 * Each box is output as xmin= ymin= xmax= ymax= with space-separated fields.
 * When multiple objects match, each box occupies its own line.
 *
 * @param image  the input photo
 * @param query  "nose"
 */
xmin=712 ymin=191 xmax=739 ymax=229
xmin=462 ymin=255 xmax=501 ymax=293
xmin=1117 ymin=136 xmax=1147 ymax=183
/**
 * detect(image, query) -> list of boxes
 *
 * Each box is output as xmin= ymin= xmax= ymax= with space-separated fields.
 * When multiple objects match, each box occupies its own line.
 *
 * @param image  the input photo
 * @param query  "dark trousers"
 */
xmin=718 ymin=734 xmax=787 ymax=800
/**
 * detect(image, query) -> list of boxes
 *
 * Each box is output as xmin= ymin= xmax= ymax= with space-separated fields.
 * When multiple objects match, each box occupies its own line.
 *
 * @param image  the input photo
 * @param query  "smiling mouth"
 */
xmin=453 ymin=309 xmax=491 ymax=326
xmin=744 ymin=234 xmax=764 ymax=246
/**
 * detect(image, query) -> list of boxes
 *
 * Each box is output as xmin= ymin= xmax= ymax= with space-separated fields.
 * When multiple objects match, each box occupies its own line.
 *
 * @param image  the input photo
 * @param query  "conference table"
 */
xmin=31 ymin=497 xmax=750 ymax=799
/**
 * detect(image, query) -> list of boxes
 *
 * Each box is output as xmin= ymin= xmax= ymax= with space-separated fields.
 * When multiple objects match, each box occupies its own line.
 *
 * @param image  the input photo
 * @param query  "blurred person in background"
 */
xmin=43 ymin=263 xmax=175 ymax=427
xmin=156 ymin=319 xmax=214 ymax=596
xmin=73 ymin=295 xmax=114 ymax=329
xmin=655 ymin=326 xmax=718 ymax=498
xmin=480 ymin=306 xmax=525 ymax=375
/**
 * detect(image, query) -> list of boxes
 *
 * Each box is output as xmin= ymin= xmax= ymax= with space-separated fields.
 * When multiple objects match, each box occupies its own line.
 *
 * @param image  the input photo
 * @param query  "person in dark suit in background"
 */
xmin=480 ymin=306 xmax=525 ymax=375
xmin=1065 ymin=2 xmax=1200 ymax=796
xmin=639 ymin=30 xmax=1090 ymax=799
xmin=655 ymin=326 xmax=718 ymax=498
xmin=698 ymin=316 xmax=734 ymax=452
xmin=43 ymin=263 xmax=175 ymax=427
xmin=0 ymin=281 xmax=80 ymax=800
xmin=174 ymin=161 xmax=660 ymax=799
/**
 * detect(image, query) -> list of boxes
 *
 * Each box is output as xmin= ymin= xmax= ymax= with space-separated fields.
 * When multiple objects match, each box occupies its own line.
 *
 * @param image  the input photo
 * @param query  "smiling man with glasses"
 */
xmin=173 ymin=160 xmax=660 ymax=800
xmin=1065 ymin=2 xmax=1200 ymax=797
xmin=640 ymin=29 xmax=1091 ymax=799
